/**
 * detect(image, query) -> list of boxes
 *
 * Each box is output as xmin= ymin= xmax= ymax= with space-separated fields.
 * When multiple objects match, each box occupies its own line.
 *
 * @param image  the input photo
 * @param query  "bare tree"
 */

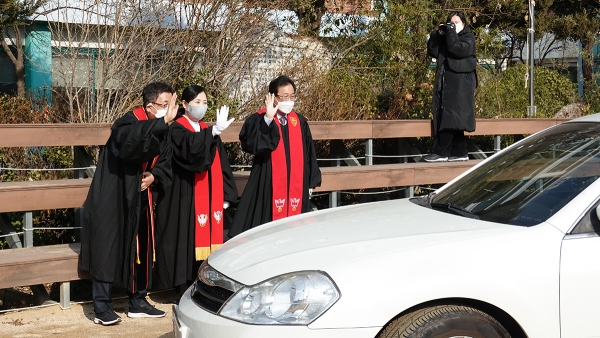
xmin=1 ymin=0 xmax=46 ymax=97
xmin=40 ymin=0 xmax=331 ymax=123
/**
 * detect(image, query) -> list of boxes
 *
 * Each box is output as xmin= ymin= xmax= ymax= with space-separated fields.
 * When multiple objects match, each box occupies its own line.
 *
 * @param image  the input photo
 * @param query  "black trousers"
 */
xmin=93 ymin=201 xmax=152 ymax=314
xmin=433 ymin=129 xmax=467 ymax=157
xmin=92 ymin=278 xmax=148 ymax=313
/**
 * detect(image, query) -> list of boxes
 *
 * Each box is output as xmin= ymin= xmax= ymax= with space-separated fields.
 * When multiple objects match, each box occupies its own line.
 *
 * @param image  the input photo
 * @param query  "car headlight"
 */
xmin=198 ymin=261 xmax=244 ymax=292
xmin=219 ymin=271 xmax=340 ymax=325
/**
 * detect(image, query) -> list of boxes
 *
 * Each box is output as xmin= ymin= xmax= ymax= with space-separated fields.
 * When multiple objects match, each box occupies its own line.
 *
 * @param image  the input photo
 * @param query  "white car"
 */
xmin=173 ymin=113 xmax=600 ymax=338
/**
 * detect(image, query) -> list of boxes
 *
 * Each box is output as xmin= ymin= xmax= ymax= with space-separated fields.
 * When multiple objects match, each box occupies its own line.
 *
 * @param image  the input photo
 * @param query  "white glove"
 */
xmin=223 ymin=201 xmax=230 ymax=209
xmin=212 ymin=105 xmax=235 ymax=136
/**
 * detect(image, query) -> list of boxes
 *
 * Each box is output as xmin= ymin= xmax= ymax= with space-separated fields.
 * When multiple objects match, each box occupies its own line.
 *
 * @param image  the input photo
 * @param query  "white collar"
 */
xmin=184 ymin=115 xmax=201 ymax=132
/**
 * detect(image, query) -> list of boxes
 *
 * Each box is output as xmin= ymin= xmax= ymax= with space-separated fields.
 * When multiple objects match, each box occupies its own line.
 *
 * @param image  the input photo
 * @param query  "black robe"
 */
xmin=427 ymin=25 xmax=477 ymax=134
xmin=229 ymin=112 xmax=321 ymax=237
xmin=79 ymin=112 xmax=172 ymax=292
xmin=155 ymin=121 xmax=237 ymax=289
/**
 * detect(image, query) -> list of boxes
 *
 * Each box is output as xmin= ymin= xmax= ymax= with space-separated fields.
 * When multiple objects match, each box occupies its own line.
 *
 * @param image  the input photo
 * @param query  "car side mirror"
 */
xmin=596 ymin=205 xmax=600 ymax=221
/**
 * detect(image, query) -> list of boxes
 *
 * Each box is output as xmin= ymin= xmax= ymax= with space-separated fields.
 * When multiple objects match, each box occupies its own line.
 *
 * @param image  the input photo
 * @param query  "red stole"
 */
xmin=175 ymin=116 xmax=224 ymax=260
xmin=257 ymin=109 xmax=304 ymax=221
xmin=132 ymin=107 xmax=158 ymax=268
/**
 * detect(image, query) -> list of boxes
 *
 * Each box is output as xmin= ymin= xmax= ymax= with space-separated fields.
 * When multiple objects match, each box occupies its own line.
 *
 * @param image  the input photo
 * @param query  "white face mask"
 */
xmin=150 ymin=107 xmax=168 ymax=118
xmin=278 ymin=101 xmax=294 ymax=114
xmin=455 ymin=23 xmax=464 ymax=34
xmin=188 ymin=104 xmax=207 ymax=120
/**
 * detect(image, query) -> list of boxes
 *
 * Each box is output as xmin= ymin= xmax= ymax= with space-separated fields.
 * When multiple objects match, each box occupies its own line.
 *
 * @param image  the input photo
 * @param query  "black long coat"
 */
xmin=79 ymin=112 xmax=172 ymax=291
xmin=229 ymin=112 xmax=321 ymax=237
xmin=427 ymin=25 xmax=477 ymax=133
xmin=154 ymin=121 xmax=238 ymax=289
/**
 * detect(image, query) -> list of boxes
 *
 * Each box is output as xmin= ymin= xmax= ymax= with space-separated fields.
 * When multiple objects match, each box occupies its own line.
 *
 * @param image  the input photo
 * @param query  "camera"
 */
xmin=438 ymin=23 xmax=455 ymax=35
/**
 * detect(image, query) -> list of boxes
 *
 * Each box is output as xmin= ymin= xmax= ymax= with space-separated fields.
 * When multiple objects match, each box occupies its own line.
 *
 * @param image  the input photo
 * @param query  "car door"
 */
xmin=560 ymin=199 xmax=600 ymax=337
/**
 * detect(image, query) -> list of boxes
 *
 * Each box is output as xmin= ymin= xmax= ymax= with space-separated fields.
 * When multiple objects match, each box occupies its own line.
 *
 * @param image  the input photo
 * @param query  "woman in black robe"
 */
xmin=155 ymin=85 xmax=237 ymax=291
xmin=424 ymin=11 xmax=477 ymax=163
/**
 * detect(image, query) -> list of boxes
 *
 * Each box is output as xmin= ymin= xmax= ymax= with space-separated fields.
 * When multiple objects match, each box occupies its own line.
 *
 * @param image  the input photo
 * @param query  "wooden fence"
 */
xmin=0 ymin=118 xmax=569 ymax=309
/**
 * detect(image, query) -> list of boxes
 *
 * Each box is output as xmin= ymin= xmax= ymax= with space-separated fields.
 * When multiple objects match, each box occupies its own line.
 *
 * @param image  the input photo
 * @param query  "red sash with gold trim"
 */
xmin=132 ymin=107 xmax=159 ymax=271
xmin=257 ymin=109 xmax=304 ymax=221
xmin=175 ymin=116 xmax=224 ymax=260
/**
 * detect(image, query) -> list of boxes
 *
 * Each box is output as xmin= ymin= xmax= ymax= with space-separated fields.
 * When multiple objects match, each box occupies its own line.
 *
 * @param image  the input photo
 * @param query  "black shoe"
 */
xmin=94 ymin=310 xmax=122 ymax=325
xmin=127 ymin=304 xmax=166 ymax=318
xmin=423 ymin=153 xmax=448 ymax=162
xmin=448 ymin=155 xmax=469 ymax=162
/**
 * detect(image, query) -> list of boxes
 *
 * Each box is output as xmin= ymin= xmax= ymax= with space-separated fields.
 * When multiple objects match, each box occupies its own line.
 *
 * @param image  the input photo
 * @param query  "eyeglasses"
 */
xmin=151 ymin=102 xmax=169 ymax=109
xmin=275 ymin=95 xmax=295 ymax=102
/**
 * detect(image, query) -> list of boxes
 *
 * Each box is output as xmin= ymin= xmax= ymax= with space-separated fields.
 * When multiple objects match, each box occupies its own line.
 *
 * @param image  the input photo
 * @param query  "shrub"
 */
xmin=0 ymin=95 xmax=76 ymax=249
xmin=476 ymin=64 xmax=578 ymax=118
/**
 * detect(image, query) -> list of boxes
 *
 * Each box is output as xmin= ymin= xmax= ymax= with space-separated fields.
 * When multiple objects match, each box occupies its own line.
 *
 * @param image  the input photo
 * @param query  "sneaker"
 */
xmin=423 ymin=153 xmax=448 ymax=162
xmin=94 ymin=310 xmax=122 ymax=325
xmin=127 ymin=304 xmax=166 ymax=318
xmin=448 ymin=155 xmax=469 ymax=162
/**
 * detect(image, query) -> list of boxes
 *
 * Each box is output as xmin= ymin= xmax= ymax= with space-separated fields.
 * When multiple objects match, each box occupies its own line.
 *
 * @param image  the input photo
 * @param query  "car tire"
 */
xmin=377 ymin=305 xmax=511 ymax=338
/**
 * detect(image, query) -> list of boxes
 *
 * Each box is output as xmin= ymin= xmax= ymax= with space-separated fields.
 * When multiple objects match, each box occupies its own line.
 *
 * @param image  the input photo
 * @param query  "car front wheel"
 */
xmin=377 ymin=305 xmax=511 ymax=338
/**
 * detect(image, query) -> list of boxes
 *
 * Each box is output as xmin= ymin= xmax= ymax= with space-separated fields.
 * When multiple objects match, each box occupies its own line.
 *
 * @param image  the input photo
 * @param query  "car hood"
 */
xmin=210 ymin=199 xmax=522 ymax=283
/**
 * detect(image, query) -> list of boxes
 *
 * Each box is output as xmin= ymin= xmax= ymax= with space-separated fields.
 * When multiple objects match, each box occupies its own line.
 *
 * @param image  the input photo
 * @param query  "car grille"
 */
xmin=190 ymin=280 xmax=235 ymax=313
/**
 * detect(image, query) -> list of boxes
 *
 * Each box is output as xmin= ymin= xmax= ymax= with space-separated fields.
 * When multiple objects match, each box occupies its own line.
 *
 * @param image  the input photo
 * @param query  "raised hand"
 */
xmin=265 ymin=93 xmax=278 ymax=119
xmin=164 ymin=93 xmax=179 ymax=124
xmin=213 ymin=105 xmax=235 ymax=136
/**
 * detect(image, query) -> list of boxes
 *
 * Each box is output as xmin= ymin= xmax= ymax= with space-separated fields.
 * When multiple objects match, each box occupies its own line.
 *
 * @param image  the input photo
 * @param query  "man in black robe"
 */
xmin=79 ymin=82 xmax=176 ymax=325
xmin=229 ymin=76 xmax=321 ymax=237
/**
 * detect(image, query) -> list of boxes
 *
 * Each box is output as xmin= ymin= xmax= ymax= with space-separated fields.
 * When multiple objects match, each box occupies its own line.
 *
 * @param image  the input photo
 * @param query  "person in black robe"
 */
xmin=424 ymin=11 xmax=477 ymax=163
xmin=79 ymin=82 xmax=177 ymax=325
xmin=229 ymin=75 xmax=321 ymax=237
xmin=155 ymin=85 xmax=237 ymax=292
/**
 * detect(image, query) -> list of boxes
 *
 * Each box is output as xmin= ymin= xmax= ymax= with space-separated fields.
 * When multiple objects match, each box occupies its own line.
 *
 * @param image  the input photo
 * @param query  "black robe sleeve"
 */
xmin=427 ymin=30 xmax=441 ymax=58
xmin=445 ymin=30 xmax=476 ymax=58
xmin=170 ymin=122 xmax=217 ymax=172
xmin=300 ymin=115 xmax=321 ymax=189
xmin=110 ymin=113 xmax=169 ymax=163
xmin=218 ymin=141 xmax=238 ymax=204
xmin=239 ymin=113 xmax=280 ymax=156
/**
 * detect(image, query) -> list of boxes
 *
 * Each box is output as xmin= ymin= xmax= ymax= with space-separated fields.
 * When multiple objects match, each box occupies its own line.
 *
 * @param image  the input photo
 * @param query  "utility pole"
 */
xmin=527 ymin=0 xmax=537 ymax=117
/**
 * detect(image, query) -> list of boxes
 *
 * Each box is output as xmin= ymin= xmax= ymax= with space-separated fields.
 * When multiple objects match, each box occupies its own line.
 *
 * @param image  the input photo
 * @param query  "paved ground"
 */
xmin=0 ymin=289 xmax=177 ymax=338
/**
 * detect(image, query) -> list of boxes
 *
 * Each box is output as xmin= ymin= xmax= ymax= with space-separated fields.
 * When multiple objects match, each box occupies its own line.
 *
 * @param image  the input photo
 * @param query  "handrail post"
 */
xmin=60 ymin=282 xmax=71 ymax=309
xmin=403 ymin=153 xmax=414 ymax=198
xmin=494 ymin=136 xmax=502 ymax=153
xmin=366 ymin=139 xmax=373 ymax=165
xmin=399 ymin=138 xmax=414 ymax=198
xmin=329 ymin=158 xmax=341 ymax=208
xmin=23 ymin=212 xmax=33 ymax=247
xmin=329 ymin=191 xmax=338 ymax=208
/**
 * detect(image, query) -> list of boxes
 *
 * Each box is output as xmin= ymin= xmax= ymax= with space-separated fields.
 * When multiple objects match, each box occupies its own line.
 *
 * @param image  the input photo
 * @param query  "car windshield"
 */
xmin=428 ymin=122 xmax=600 ymax=226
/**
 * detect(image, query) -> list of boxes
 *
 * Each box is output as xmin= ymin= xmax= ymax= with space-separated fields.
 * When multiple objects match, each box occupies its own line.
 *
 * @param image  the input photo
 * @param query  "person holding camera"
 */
xmin=424 ymin=11 xmax=477 ymax=162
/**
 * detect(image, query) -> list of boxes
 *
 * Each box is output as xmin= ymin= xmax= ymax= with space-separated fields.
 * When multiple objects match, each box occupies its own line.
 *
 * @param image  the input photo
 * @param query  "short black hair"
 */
xmin=268 ymin=75 xmax=296 ymax=95
xmin=142 ymin=82 xmax=174 ymax=106
xmin=446 ymin=11 xmax=467 ymax=25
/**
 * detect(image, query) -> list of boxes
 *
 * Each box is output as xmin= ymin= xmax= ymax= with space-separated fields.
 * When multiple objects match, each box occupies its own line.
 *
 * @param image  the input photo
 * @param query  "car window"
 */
xmin=430 ymin=122 xmax=600 ymax=226
xmin=571 ymin=201 xmax=600 ymax=235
